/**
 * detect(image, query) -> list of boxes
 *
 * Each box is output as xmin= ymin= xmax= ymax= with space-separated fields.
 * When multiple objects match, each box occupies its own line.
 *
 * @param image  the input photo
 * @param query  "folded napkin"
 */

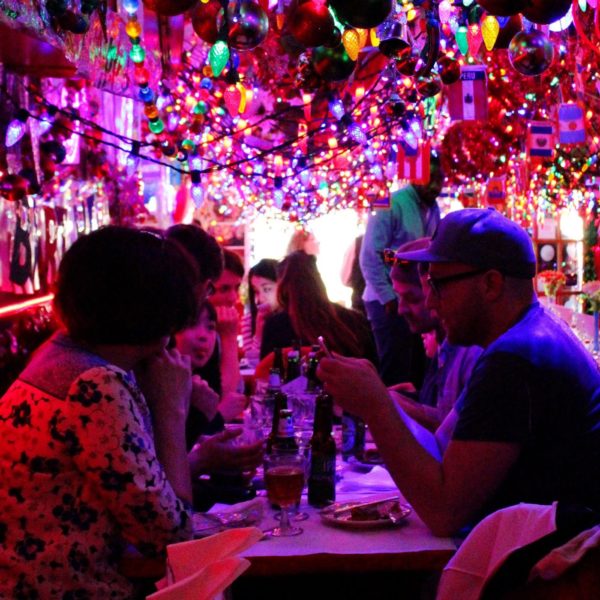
xmin=337 ymin=465 xmax=399 ymax=494
xmin=151 ymin=526 xmax=263 ymax=600
xmin=147 ymin=557 xmax=250 ymax=600
xmin=437 ymin=503 xmax=557 ymax=600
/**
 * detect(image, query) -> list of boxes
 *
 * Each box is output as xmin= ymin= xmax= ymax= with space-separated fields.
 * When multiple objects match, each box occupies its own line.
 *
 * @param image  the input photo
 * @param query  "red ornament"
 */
xmin=143 ymin=0 xmax=197 ymax=16
xmin=191 ymin=0 xmax=221 ymax=45
xmin=476 ymin=0 xmax=525 ymax=16
xmin=437 ymin=54 xmax=460 ymax=85
xmin=228 ymin=1 xmax=269 ymax=50
xmin=288 ymin=1 xmax=335 ymax=48
xmin=521 ymin=0 xmax=571 ymax=25
xmin=0 ymin=174 xmax=30 ymax=201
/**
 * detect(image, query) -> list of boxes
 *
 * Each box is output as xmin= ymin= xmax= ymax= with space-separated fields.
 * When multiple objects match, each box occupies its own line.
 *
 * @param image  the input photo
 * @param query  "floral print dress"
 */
xmin=0 ymin=334 xmax=193 ymax=599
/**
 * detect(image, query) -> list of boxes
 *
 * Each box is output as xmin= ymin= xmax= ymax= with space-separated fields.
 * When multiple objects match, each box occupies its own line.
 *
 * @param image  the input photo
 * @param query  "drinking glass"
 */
xmin=264 ymin=452 xmax=306 ymax=536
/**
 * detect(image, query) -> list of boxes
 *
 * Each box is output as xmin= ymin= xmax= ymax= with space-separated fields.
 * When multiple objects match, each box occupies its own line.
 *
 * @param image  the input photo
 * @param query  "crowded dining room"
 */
xmin=2 ymin=0 xmax=600 ymax=598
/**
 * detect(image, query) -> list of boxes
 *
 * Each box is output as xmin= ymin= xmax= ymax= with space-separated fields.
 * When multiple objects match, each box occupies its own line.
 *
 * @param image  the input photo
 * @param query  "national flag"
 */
xmin=558 ymin=103 xmax=586 ymax=144
xmin=527 ymin=121 xmax=555 ymax=158
xmin=447 ymin=65 xmax=488 ymax=122
xmin=486 ymin=176 xmax=506 ymax=205
xmin=397 ymin=140 xmax=431 ymax=185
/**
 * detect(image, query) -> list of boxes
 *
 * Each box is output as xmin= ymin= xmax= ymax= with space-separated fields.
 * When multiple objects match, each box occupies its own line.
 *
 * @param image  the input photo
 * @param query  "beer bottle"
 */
xmin=273 ymin=408 xmax=299 ymax=453
xmin=285 ymin=348 xmax=301 ymax=383
xmin=308 ymin=391 xmax=336 ymax=507
xmin=341 ymin=411 xmax=366 ymax=461
xmin=305 ymin=345 xmax=321 ymax=393
xmin=273 ymin=347 xmax=285 ymax=381
xmin=266 ymin=387 xmax=288 ymax=454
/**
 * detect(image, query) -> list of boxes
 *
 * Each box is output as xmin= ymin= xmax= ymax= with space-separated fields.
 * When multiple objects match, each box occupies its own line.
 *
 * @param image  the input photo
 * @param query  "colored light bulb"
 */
xmin=129 ymin=44 xmax=145 ymax=64
xmin=122 ymin=0 xmax=139 ymax=15
xmin=343 ymin=29 xmax=360 ymax=61
xmin=126 ymin=18 xmax=142 ymax=38
xmin=5 ymin=113 xmax=28 ymax=147
xmin=148 ymin=118 xmax=164 ymax=134
xmin=481 ymin=15 xmax=499 ymax=51
xmin=209 ymin=40 xmax=230 ymax=77
xmin=455 ymin=25 xmax=468 ymax=56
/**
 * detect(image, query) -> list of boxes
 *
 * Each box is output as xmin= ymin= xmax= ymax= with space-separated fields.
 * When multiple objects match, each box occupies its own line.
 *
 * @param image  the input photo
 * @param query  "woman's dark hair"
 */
xmin=54 ymin=226 xmax=199 ymax=345
xmin=248 ymin=258 xmax=279 ymax=336
xmin=223 ymin=248 xmax=245 ymax=278
xmin=193 ymin=301 xmax=222 ymax=395
xmin=165 ymin=224 xmax=224 ymax=284
xmin=276 ymin=251 xmax=364 ymax=357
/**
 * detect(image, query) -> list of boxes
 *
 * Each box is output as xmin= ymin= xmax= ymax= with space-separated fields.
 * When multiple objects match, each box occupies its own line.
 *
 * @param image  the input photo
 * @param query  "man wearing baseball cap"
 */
xmin=318 ymin=208 xmax=600 ymax=536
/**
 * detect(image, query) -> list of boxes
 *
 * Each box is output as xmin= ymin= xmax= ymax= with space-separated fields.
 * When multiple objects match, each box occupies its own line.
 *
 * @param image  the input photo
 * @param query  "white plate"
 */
xmin=320 ymin=500 xmax=411 ymax=530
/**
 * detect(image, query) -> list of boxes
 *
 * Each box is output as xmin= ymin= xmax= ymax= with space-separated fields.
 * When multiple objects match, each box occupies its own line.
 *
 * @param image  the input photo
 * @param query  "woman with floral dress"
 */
xmin=0 ymin=227 xmax=200 ymax=599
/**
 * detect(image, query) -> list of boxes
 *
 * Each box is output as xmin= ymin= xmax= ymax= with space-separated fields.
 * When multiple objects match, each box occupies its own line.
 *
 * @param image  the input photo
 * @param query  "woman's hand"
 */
xmin=190 ymin=375 xmax=220 ymax=421
xmin=215 ymin=306 xmax=239 ymax=339
xmin=218 ymin=391 xmax=248 ymax=421
xmin=136 ymin=347 xmax=192 ymax=423
xmin=254 ymin=303 xmax=272 ymax=339
xmin=189 ymin=428 xmax=264 ymax=476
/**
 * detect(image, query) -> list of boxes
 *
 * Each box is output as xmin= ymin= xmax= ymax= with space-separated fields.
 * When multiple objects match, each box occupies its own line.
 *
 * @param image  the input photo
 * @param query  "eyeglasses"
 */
xmin=426 ymin=268 xmax=488 ymax=296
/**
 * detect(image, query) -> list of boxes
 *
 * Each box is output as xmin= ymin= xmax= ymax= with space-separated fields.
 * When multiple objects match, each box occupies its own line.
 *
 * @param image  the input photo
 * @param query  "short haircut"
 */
xmin=391 ymin=238 xmax=431 ymax=286
xmin=223 ymin=248 xmax=244 ymax=277
xmin=54 ymin=226 xmax=199 ymax=345
xmin=166 ymin=224 xmax=224 ymax=283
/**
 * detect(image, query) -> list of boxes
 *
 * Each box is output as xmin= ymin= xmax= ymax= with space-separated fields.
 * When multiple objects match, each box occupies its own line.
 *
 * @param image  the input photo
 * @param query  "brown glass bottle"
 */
xmin=272 ymin=408 xmax=299 ymax=454
xmin=273 ymin=347 xmax=285 ymax=381
xmin=266 ymin=390 xmax=288 ymax=454
xmin=308 ymin=391 xmax=336 ymax=507
xmin=305 ymin=345 xmax=321 ymax=393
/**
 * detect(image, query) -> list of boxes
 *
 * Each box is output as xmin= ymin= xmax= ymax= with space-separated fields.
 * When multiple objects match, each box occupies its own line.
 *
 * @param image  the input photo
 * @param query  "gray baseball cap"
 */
xmin=394 ymin=208 xmax=536 ymax=279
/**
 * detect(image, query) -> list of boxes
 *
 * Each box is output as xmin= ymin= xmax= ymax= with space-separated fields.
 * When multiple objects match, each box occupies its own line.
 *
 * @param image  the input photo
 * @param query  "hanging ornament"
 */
xmin=436 ymin=54 xmax=461 ymax=85
xmin=415 ymin=73 xmax=442 ymax=98
xmin=378 ymin=21 xmax=411 ymax=59
xmin=209 ymin=39 xmax=230 ymax=76
xmin=288 ymin=1 xmax=335 ymax=47
xmin=5 ymin=110 xmax=29 ymax=148
xmin=508 ymin=30 xmax=554 ymax=76
xmin=475 ymin=0 xmax=525 ymax=16
xmin=312 ymin=45 xmax=357 ymax=81
xmin=191 ymin=0 xmax=222 ymax=44
xmin=342 ymin=28 xmax=361 ymax=60
xmin=481 ymin=15 xmax=500 ymax=51
xmin=521 ymin=0 xmax=571 ymax=25
xmin=142 ymin=0 xmax=197 ymax=16
xmin=329 ymin=0 xmax=392 ymax=29
xmin=228 ymin=1 xmax=269 ymax=50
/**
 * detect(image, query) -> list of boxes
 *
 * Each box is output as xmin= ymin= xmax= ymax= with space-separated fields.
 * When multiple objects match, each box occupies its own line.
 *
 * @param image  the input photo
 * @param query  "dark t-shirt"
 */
xmin=453 ymin=302 xmax=600 ymax=517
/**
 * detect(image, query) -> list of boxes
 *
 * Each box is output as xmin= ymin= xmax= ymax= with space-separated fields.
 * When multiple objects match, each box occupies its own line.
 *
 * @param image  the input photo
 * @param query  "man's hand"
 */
xmin=317 ymin=354 xmax=389 ymax=421
xmin=190 ymin=375 xmax=220 ymax=421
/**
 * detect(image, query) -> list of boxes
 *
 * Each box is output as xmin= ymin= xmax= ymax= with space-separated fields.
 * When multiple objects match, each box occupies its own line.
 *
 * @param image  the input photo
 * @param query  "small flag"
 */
xmin=447 ymin=65 xmax=488 ymax=122
xmin=397 ymin=140 xmax=431 ymax=184
xmin=486 ymin=176 xmax=506 ymax=205
xmin=527 ymin=121 xmax=555 ymax=159
xmin=371 ymin=194 xmax=391 ymax=210
xmin=558 ymin=103 xmax=586 ymax=145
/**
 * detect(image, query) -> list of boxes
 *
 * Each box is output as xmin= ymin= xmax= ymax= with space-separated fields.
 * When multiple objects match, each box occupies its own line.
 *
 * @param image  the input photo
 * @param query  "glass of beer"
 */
xmin=264 ymin=452 xmax=306 ymax=536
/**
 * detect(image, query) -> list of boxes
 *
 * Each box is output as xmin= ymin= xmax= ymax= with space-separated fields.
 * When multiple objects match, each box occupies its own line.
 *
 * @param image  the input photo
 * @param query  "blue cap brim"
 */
xmin=393 ymin=248 xmax=453 ymax=263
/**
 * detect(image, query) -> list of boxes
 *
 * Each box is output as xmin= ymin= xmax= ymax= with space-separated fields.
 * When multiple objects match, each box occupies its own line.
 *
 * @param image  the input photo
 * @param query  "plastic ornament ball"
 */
xmin=508 ymin=30 xmax=554 ymax=76
xmin=396 ymin=52 xmax=418 ymax=76
xmin=228 ymin=0 xmax=269 ymax=50
xmin=312 ymin=45 xmax=357 ymax=82
xmin=329 ymin=0 xmax=392 ymax=29
xmin=139 ymin=86 xmax=154 ymax=103
xmin=142 ymin=0 xmax=197 ymax=17
xmin=288 ymin=1 xmax=335 ymax=48
xmin=475 ymin=0 xmax=525 ymax=16
xmin=144 ymin=104 xmax=159 ymax=119
xmin=126 ymin=19 xmax=142 ymax=38
xmin=521 ymin=0 xmax=571 ymax=25
xmin=437 ymin=54 xmax=460 ymax=85
xmin=123 ymin=0 xmax=140 ymax=14
xmin=191 ymin=0 xmax=221 ymax=45
xmin=148 ymin=118 xmax=165 ymax=134
xmin=416 ymin=73 xmax=442 ymax=98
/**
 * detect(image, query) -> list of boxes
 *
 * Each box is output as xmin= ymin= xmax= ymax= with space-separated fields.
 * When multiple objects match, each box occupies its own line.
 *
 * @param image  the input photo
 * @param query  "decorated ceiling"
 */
xmin=1 ymin=0 xmax=599 ymax=224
